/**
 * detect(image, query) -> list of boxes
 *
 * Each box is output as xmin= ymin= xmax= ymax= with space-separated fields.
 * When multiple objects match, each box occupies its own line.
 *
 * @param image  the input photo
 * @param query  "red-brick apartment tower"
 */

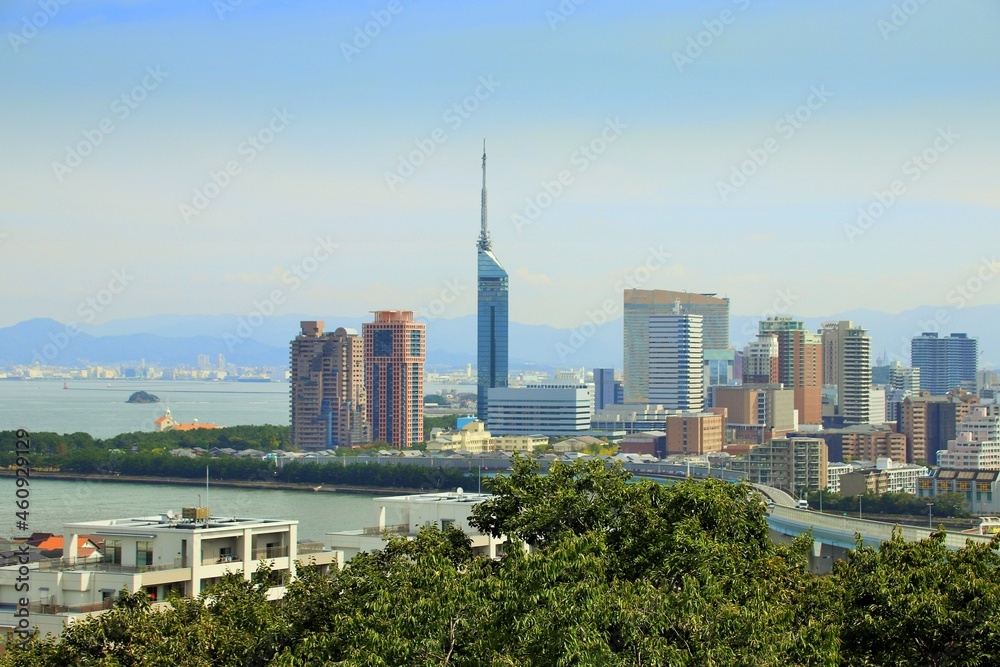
xmin=363 ymin=311 xmax=426 ymax=448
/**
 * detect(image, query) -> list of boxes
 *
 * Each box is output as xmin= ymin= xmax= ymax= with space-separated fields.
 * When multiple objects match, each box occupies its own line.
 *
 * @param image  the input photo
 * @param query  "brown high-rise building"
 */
xmin=900 ymin=388 xmax=978 ymax=463
xmin=363 ymin=311 xmax=426 ymax=448
xmin=759 ymin=317 xmax=823 ymax=425
xmin=290 ymin=321 xmax=367 ymax=450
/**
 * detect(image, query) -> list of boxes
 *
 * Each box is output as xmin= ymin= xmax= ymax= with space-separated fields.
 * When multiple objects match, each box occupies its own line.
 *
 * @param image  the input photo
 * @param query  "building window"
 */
xmin=373 ymin=330 xmax=393 ymax=357
xmin=136 ymin=540 xmax=153 ymax=567
xmin=105 ymin=539 xmax=122 ymax=565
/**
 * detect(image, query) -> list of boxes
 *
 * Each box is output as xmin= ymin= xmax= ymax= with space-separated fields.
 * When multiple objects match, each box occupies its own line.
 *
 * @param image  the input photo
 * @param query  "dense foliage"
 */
xmin=4 ymin=457 xmax=1000 ymax=665
xmin=0 ymin=428 xmax=468 ymax=490
xmin=805 ymin=489 xmax=972 ymax=519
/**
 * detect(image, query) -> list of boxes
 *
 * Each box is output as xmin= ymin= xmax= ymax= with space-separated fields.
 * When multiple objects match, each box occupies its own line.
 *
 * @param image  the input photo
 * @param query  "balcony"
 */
xmin=252 ymin=545 xmax=289 ymax=560
xmin=36 ymin=557 xmax=184 ymax=574
xmin=203 ymin=555 xmax=243 ymax=566
xmin=362 ymin=523 xmax=409 ymax=536
xmin=28 ymin=599 xmax=115 ymax=615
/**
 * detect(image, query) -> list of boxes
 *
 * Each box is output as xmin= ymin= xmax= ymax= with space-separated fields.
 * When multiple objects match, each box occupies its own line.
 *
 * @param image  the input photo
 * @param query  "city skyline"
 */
xmin=2 ymin=1 xmax=999 ymax=332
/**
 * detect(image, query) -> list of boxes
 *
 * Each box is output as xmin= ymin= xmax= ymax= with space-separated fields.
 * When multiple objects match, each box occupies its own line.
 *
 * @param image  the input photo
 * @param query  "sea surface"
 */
xmin=0 ymin=477 xmax=375 ymax=541
xmin=0 ymin=379 xmax=472 ymax=438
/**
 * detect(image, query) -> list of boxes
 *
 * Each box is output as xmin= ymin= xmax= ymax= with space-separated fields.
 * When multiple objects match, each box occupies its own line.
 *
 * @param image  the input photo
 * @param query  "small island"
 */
xmin=126 ymin=391 xmax=160 ymax=404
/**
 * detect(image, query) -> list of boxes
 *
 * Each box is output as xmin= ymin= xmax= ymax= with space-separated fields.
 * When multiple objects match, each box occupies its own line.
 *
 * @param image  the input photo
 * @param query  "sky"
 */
xmin=2 ymin=0 xmax=999 ymax=330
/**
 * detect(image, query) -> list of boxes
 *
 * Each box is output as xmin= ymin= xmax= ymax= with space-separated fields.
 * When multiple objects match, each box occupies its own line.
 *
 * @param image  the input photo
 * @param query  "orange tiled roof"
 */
xmin=172 ymin=423 xmax=218 ymax=431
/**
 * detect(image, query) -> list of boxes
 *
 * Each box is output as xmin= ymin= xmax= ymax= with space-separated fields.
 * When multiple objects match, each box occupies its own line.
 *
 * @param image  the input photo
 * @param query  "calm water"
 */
xmin=0 ymin=379 xmax=471 ymax=438
xmin=0 ymin=379 xmax=289 ymax=438
xmin=0 ymin=477 xmax=375 ymax=542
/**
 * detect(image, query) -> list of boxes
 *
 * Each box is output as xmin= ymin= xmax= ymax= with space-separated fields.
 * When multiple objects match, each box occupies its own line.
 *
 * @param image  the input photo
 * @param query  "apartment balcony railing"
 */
xmin=36 ymin=557 xmax=185 ymax=574
xmin=252 ymin=545 xmax=289 ymax=560
xmin=362 ymin=523 xmax=409 ymax=536
xmin=28 ymin=599 xmax=115 ymax=615
xmin=296 ymin=542 xmax=329 ymax=555
xmin=203 ymin=554 xmax=243 ymax=566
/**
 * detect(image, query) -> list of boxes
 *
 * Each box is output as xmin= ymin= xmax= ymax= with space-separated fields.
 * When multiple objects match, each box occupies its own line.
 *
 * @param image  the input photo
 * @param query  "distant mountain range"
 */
xmin=2 ymin=304 xmax=997 ymax=371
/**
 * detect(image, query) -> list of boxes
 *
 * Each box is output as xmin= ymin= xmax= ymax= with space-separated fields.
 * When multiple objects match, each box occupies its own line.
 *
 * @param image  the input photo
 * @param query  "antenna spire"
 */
xmin=477 ymin=140 xmax=491 ymax=251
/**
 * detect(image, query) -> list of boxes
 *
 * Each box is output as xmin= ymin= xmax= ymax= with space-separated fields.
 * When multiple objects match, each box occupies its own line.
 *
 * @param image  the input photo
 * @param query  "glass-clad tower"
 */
xmin=477 ymin=142 xmax=508 ymax=425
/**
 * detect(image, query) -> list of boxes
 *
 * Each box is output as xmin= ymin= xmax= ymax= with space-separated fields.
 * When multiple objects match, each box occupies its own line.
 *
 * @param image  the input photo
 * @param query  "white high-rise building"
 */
xmin=647 ymin=312 xmax=704 ymax=412
xmin=937 ymin=404 xmax=1000 ymax=470
xmin=821 ymin=321 xmax=871 ymax=425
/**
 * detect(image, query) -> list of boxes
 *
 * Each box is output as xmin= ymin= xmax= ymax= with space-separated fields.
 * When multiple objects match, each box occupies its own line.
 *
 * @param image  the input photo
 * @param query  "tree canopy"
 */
xmin=5 ymin=456 xmax=1000 ymax=666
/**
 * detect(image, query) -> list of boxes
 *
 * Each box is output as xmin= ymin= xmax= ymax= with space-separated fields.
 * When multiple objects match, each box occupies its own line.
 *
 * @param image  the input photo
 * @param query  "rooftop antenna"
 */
xmin=477 ymin=139 xmax=491 ymax=251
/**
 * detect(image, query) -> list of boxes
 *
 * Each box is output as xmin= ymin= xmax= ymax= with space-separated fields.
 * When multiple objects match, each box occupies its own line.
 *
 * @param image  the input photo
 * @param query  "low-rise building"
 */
xmin=664 ymin=411 xmax=724 ymax=456
xmin=0 ymin=510 xmax=339 ymax=638
xmin=426 ymin=421 xmax=548 ymax=454
xmin=326 ymin=491 xmax=505 ymax=562
xmin=917 ymin=469 xmax=1000 ymax=515
xmin=838 ymin=458 xmax=929 ymax=496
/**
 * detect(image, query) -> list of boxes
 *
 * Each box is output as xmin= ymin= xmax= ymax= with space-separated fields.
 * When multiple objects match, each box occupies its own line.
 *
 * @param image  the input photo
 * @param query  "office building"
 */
xmin=487 ymin=385 xmax=592 ymax=436
xmin=900 ymin=389 xmax=979 ymax=463
xmin=593 ymin=368 xmax=620 ymax=411
xmin=664 ymin=411 xmax=724 ymax=456
xmin=624 ymin=289 xmax=726 ymax=403
xmin=713 ymin=385 xmax=796 ymax=444
xmin=911 ymin=332 xmax=979 ymax=395
xmin=759 ymin=317 xmax=823 ymax=425
xmin=476 ymin=144 xmax=509 ymax=424
xmin=363 ymin=311 xmax=426 ymax=448
xmin=742 ymin=333 xmax=779 ymax=384
xmin=290 ymin=321 xmax=367 ymax=450
xmin=646 ymin=312 xmax=704 ymax=411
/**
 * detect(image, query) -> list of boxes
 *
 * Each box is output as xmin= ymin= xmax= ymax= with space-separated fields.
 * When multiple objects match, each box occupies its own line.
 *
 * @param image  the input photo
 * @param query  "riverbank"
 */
xmin=0 ymin=470 xmax=427 ymax=496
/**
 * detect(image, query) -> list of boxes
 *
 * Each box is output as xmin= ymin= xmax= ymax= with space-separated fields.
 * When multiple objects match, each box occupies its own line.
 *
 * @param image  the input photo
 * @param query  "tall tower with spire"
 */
xmin=476 ymin=141 xmax=509 ymax=425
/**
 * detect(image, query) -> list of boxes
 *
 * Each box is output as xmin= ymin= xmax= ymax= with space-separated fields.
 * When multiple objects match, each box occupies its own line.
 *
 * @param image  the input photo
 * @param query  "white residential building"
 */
xmin=826 ymin=462 xmax=854 ymax=494
xmin=0 ymin=510 xmax=339 ymax=639
xmin=936 ymin=405 xmax=1000 ymax=470
xmin=327 ymin=491 xmax=506 ymax=562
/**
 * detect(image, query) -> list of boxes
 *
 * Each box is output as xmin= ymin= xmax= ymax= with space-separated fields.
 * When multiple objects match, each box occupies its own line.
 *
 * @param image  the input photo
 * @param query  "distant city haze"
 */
xmin=2 ymin=1 xmax=998 ymax=333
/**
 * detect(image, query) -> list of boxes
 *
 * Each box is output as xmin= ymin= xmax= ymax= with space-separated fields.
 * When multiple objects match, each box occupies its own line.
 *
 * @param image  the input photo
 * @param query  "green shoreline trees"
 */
xmin=6 ymin=456 xmax=1000 ymax=665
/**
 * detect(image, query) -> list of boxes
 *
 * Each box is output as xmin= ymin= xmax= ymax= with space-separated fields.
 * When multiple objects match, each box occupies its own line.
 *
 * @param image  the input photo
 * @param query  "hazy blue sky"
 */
xmin=2 ymin=0 xmax=998 ymax=329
